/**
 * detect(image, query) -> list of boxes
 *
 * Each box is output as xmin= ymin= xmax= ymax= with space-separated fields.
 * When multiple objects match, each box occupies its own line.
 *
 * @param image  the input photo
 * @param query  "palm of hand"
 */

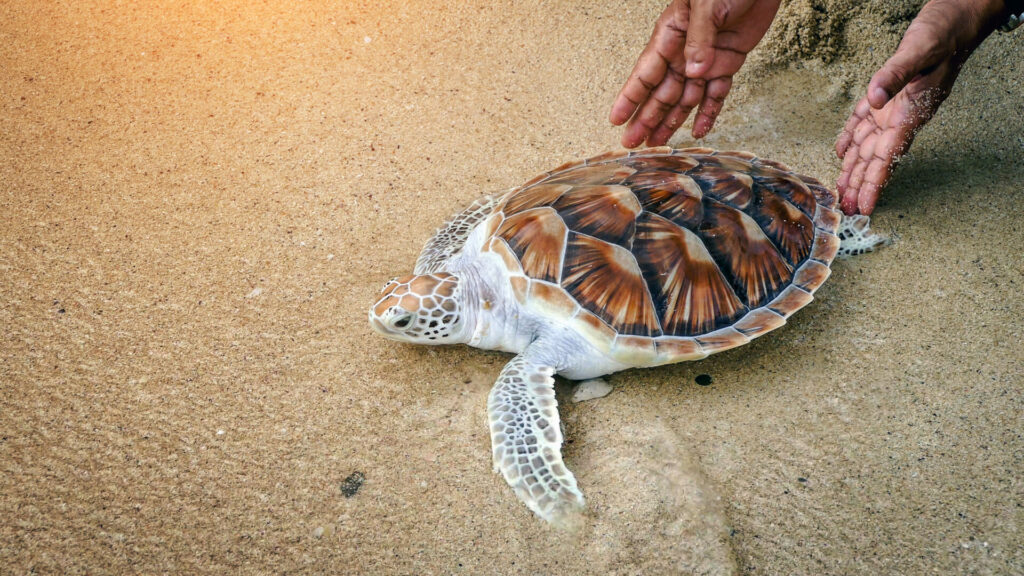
xmin=611 ymin=0 xmax=781 ymax=148
xmin=836 ymin=60 xmax=957 ymax=215
xmin=834 ymin=0 xmax=994 ymax=215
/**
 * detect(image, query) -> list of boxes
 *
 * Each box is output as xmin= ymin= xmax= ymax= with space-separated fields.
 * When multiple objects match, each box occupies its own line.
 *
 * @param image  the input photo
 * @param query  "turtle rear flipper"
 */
xmin=836 ymin=214 xmax=890 ymax=258
xmin=487 ymin=352 xmax=584 ymax=529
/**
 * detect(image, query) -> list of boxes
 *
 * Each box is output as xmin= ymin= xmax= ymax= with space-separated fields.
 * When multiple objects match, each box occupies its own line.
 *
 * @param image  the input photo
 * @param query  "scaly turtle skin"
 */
xmin=369 ymin=147 xmax=885 ymax=526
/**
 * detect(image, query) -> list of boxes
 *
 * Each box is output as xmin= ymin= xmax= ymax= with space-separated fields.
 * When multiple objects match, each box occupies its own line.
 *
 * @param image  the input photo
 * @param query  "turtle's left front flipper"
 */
xmin=487 ymin=354 xmax=584 ymax=527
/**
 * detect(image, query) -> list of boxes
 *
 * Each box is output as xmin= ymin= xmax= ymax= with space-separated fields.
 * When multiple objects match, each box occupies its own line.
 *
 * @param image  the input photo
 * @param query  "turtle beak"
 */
xmin=369 ymin=311 xmax=390 ymax=336
xmin=371 ymin=318 xmax=385 ymax=333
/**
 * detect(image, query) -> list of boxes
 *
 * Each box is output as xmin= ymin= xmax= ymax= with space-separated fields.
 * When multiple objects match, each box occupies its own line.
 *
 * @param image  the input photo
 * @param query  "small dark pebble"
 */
xmin=341 ymin=471 xmax=365 ymax=498
xmin=58 ymin=308 xmax=66 ymax=314
xmin=695 ymin=374 xmax=713 ymax=386
xmin=798 ymin=477 xmax=807 ymax=483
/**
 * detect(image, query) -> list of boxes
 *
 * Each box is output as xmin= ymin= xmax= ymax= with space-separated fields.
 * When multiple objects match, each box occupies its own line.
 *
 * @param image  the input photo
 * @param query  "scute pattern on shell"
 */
xmin=633 ymin=212 xmax=745 ymax=336
xmin=496 ymin=208 xmax=567 ymax=283
xmin=482 ymin=148 xmax=840 ymax=348
xmin=562 ymin=232 xmax=660 ymax=336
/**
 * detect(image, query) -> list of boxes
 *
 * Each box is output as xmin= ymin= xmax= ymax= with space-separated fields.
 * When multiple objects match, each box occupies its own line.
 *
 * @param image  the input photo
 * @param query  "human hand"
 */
xmin=835 ymin=0 xmax=1005 ymax=215
xmin=610 ymin=0 xmax=781 ymax=148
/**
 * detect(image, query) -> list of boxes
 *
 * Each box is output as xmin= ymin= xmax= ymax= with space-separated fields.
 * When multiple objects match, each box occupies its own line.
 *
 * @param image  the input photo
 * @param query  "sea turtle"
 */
xmin=369 ymin=147 xmax=885 ymax=526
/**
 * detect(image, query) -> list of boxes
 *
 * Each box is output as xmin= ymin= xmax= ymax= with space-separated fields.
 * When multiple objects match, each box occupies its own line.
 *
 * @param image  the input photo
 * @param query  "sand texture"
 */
xmin=2 ymin=1 xmax=1022 ymax=574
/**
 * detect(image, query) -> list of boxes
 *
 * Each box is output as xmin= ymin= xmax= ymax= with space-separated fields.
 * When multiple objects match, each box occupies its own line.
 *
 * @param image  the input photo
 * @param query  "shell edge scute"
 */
xmin=695 ymin=326 xmax=751 ymax=355
xmin=652 ymin=337 xmax=709 ymax=365
xmin=814 ymin=204 xmax=842 ymax=232
xmin=792 ymin=259 xmax=832 ymax=294
xmin=568 ymin=309 xmax=616 ymax=355
xmin=766 ymin=285 xmax=814 ymax=319
xmin=526 ymin=280 xmax=579 ymax=321
xmin=733 ymin=307 xmax=787 ymax=339
xmin=611 ymin=334 xmax=658 ymax=365
xmin=810 ymin=230 xmax=841 ymax=266
xmin=585 ymin=149 xmax=633 ymax=165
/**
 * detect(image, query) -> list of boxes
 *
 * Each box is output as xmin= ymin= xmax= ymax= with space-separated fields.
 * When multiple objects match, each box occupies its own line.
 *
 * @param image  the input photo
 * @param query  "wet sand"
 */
xmin=2 ymin=1 xmax=1021 ymax=574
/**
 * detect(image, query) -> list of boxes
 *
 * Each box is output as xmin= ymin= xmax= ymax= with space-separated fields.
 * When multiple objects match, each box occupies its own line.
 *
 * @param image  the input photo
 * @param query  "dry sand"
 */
xmin=2 ymin=1 xmax=1021 ymax=574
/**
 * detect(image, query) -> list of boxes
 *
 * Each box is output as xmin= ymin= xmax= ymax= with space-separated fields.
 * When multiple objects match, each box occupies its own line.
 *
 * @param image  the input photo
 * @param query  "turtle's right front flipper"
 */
xmin=487 ymin=354 xmax=584 ymax=527
xmin=414 ymin=192 xmax=505 ymax=274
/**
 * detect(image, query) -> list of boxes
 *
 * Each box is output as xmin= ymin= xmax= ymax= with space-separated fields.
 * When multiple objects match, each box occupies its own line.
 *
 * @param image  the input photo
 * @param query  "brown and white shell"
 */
xmin=479 ymin=147 xmax=843 ymax=366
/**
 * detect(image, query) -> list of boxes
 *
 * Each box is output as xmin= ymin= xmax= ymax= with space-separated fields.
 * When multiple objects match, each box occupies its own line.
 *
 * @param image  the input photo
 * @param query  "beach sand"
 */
xmin=2 ymin=1 xmax=1021 ymax=574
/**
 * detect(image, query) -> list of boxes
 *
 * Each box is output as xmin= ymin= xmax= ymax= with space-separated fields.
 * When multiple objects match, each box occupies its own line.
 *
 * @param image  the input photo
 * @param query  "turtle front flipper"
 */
xmin=415 ymin=192 xmax=506 ymax=274
xmin=487 ymin=354 xmax=584 ymax=527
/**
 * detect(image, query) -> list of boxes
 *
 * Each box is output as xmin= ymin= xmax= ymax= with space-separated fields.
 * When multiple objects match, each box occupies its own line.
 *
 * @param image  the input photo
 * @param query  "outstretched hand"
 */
xmin=835 ymin=0 xmax=1004 ymax=215
xmin=610 ymin=0 xmax=781 ymax=148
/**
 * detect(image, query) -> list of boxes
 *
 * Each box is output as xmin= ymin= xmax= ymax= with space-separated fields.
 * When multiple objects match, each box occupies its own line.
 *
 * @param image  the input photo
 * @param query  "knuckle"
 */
xmin=652 ymin=96 xmax=674 ymax=111
xmin=710 ymin=3 xmax=730 ymax=27
xmin=634 ymin=75 xmax=657 ymax=92
xmin=664 ymin=66 xmax=686 ymax=83
xmin=886 ymin=63 xmax=910 ymax=85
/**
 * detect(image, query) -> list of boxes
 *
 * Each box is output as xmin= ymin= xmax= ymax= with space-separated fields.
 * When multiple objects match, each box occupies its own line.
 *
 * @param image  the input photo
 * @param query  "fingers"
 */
xmin=855 ymin=183 xmax=882 ymax=216
xmin=835 ymin=97 xmax=870 ymax=158
xmin=692 ymin=76 xmax=731 ymax=138
xmin=845 ymin=147 xmax=875 ymax=214
xmin=611 ymin=4 xmax=687 ymax=127
xmin=837 ymin=143 xmax=860 ymax=215
xmin=613 ymin=0 xmax=754 ymax=147
xmin=837 ymin=105 xmax=916 ymax=216
xmin=646 ymin=75 xmax=707 ymax=145
xmin=848 ymin=148 xmax=894 ymax=217
xmin=624 ymin=71 xmax=738 ymax=147
xmin=837 ymin=101 xmax=879 ymax=215
xmin=838 ymin=134 xmax=866 ymax=215
xmin=647 ymin=102 xmax=692 ymax=146
xmin=610 ymin=47 xmax=670 ymax=126
xmin=854 ymin=119 xmax=916 ymax=214
xmin=625 ymin=68 xmax=706 ymax=147
xmin=622 ymin=68 xmax=687 ymax=147
xmin=684 ymin=0 xmax=726 ymax=78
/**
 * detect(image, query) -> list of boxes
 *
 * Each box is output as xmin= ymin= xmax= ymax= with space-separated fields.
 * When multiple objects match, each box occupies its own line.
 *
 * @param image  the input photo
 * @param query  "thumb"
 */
xmin=683 ymin=0 xmax=724 ymax=77
xmin=867 ymin=24 xmax=945 ymax=109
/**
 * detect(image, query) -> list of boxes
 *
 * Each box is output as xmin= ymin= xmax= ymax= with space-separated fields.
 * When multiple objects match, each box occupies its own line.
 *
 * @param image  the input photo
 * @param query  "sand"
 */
xmin=1 ymin=0 xmax=1021 ymax=574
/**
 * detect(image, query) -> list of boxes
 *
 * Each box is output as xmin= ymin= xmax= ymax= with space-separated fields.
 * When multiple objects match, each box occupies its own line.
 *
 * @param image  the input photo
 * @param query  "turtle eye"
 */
xmin=389 ymin=312 xmax=414 ymax=330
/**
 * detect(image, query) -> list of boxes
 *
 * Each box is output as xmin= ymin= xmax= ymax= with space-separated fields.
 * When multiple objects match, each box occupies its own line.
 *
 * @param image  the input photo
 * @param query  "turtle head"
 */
xmin=369 ymin=273 xmax=469 ymax=344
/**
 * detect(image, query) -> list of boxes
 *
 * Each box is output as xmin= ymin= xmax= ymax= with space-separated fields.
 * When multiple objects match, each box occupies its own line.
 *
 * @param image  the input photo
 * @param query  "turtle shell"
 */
xmin=479 ymin=147 xmax=842 ymax=365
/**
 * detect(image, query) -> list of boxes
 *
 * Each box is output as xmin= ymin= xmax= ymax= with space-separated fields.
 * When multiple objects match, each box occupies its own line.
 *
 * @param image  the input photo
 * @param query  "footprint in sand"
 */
xmin=563 ymin=393 xmax=737 ymax=575
xmin=457 ymin=374 xmax=736 ymax=574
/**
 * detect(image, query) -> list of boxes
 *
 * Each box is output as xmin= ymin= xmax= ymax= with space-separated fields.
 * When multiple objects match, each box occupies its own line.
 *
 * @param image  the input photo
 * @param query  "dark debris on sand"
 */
xmin=341 ymin=471 xmax=365 ymax=498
